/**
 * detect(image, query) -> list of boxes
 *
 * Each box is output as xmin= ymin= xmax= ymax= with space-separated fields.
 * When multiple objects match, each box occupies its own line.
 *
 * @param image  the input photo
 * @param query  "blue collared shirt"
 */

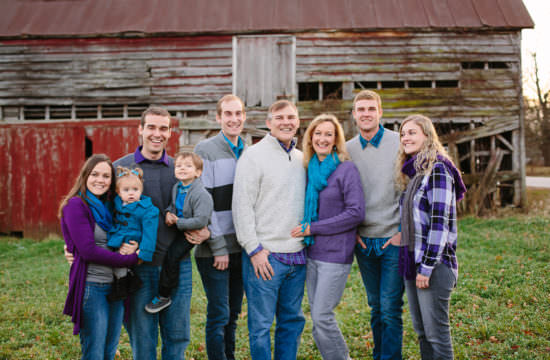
xmin=222 ymin=132 xmax=244 ymax=159
xmin=356 ymin=236 xmax=392 ymax=257
xmin=134 ymin=146 xmax=170 ymax=165
xmin=175 ymin=182 xmax=191 ymax=217
xmin=359 ymin=124 xmax=385 ymax=149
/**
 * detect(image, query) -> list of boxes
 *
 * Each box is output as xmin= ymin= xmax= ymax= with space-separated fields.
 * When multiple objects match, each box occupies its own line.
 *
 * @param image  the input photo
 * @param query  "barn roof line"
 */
xmin=0 ymin=0 xmax=534 ymax=39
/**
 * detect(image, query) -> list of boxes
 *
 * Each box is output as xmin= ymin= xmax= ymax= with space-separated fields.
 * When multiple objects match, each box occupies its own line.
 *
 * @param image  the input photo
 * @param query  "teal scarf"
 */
xmin=83 ymin=190 xmax=113 ymax=232
xmin=301 ymin=153 xmax=340 ymax=246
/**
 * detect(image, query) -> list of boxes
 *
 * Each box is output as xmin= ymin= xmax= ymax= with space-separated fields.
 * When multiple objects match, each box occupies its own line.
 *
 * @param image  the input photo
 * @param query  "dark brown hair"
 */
xmin=58 ymin=154 xmax=116 ymax=218
xmin=140 ymin=106 xmax=171 ymax=126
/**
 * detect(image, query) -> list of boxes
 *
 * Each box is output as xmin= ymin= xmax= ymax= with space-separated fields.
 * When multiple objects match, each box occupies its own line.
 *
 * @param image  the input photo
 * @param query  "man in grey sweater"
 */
xmin=346 ymin=90 xmax=404 ymax=360
xmin=193 ymin=94 xmax=247 ymax=360
xmin=232 ymin=100 xmax=306 ymax=359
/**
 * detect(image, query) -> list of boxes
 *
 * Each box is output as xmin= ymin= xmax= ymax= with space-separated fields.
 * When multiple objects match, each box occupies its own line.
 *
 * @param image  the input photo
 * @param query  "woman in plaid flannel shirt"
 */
xmin=395 ymin=114 xmax=466 ymax=360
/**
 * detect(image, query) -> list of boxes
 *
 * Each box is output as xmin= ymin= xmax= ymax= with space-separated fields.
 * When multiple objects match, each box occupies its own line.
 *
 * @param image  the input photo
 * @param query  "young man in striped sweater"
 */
xmin=193 ymin=94 xmax=247 ymax=360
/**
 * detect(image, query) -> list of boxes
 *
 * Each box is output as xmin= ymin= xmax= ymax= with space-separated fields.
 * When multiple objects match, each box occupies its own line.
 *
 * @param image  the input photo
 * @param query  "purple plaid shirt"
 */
xmin=410 ymin=161 xmax=458 ymax=278
xmin=248 ymin=244 xmax=307 ymax=265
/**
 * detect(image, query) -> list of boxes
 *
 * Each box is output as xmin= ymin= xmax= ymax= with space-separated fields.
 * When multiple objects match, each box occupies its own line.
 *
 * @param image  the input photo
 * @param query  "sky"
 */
xmin=521 ymin=0 xmax=550 ymax=99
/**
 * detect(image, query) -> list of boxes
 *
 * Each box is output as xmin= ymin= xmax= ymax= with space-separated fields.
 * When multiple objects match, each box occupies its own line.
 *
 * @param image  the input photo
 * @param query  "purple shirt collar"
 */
xmin=269 ymin=133 xmax=295 ymax=153
xmin=134 ymin=146 xmax=170 ymax=165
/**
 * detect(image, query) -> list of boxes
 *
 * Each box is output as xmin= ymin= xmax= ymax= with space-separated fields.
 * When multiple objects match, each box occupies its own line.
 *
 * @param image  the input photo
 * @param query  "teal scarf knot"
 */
xmin=301 ymin=153 xmax=340 ymax=246
xmin=82 ymin=190 xmax=113 ymax=232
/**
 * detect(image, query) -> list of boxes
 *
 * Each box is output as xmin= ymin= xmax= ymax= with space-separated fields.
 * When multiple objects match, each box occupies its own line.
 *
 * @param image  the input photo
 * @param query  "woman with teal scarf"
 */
xmin=291 ymin=114 xmax=365 ymax=360
xmin=59 ymin=154 xmax=140 ymax=360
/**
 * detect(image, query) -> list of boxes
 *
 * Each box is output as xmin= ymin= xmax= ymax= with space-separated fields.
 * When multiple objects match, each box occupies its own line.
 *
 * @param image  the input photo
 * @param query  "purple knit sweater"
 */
xmin=61 ymin=196 xmax=138 ymax=335
xmin=308 ymin=161 xmax=365 ymax=264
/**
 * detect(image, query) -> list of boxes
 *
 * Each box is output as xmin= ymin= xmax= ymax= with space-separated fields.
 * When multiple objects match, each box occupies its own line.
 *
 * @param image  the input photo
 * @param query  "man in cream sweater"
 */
xmin=232 ymin=100 xmax=306 ymax=359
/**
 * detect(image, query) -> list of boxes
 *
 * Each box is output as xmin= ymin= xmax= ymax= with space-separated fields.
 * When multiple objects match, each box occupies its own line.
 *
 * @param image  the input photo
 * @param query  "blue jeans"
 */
xmin=196 ymin=253 xmax=244 ymax=360
xmin=242 ymin=251 xmax=306 ymax=360
xmin=125 ymin=260 xmax=193 ymax=360
xmin=355 ymin=244 xmax=404 ymax=360
xmin=80 ymin=281 xmax=124 ymax=360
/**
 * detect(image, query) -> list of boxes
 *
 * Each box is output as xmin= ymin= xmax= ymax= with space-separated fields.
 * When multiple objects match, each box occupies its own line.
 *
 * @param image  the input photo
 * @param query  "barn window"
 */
xmin=461 ymin=62 xmax=485 ymax=69
xmin=101 ymin=105 xmax=124 ymax=118
xmin=298 ymin=82 xmax=343 ymax=101
xmin=488 ymin=62 xmax=509 ymax=69
xmin=462 ymin=61 xmax=509 ymax=70
xmin=50 ymin=106 xmax=73 ymax=119
xmin=322 ymin=82 xmax=343 ymax=100
xmin=76 ymin=105 xmax=98 ymax=119
xmin=408 ymin=80 xmax=433 ymax=88
xmin=355 ymin=81 xmax=378 ymax=90
xmin=298 ymin=82 xmax=319 ymax=101
xmin=127 ymin=104 xmax=149 ymax=118
xmin=381 ymin=81 xmax=405 ymax=89
xmin=435 ymin=80 xmax=459 ymax=88
xmin=23 ymin=106 xmax=46 ymax=120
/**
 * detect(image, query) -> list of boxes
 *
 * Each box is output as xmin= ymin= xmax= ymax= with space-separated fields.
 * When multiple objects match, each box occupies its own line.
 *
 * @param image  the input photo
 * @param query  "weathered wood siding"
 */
xmin=234 ymin=35 xmax=296 ymax=107
xmin=0 ymin=120 xmax=181 ymax=238
xmin=0 ymin=36 xmax=233 ymax=116
xmin=295 ymin=31 xmax=521 ymax=127
xmin=0 ymin=29 xmax=526 ymax=216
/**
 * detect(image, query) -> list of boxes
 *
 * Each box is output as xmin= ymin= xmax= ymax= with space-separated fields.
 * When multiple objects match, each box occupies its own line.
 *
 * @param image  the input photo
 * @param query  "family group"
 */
xmin=59 ymin=89 xmax=465 ymax=360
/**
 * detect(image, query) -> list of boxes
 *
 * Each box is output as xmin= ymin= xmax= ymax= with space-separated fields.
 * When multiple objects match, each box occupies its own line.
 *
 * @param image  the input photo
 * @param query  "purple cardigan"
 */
xmin=308 ymin=161 xmax=365 ymax=264
xmin=61 ymin=196 xmax=138 ymax=335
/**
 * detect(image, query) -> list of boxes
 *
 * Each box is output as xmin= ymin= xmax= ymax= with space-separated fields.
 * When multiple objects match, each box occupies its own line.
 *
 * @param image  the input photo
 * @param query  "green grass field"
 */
xmin=1 ymin=214 xmax=549 ymax=359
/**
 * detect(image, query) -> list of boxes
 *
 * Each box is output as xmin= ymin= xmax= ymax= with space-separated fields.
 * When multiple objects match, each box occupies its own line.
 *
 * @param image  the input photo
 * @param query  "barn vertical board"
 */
xmin=234 ymin=35 xmax=296 ymax=107
xmin=0 ymin=124 xmax=86 ymax=237
xmin=0 ymin=127 xmax=14 ymax=233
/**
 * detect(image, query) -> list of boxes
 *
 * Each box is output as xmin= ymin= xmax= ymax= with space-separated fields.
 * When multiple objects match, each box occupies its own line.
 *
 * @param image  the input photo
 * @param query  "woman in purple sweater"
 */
xmin=291 ymin=114 xmax=365 ymax=360
xmin=59 ymin=154 xmax=140 ymax=360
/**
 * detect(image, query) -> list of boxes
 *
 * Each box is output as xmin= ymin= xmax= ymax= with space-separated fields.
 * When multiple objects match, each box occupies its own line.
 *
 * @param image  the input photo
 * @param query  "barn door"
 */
xmin=233 ymin=35 xmax=296 ymax=107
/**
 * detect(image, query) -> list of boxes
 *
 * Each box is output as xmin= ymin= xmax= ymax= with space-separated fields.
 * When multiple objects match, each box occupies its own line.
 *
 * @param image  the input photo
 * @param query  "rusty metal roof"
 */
xmin=0 ymin=0 xmax=533 ymax=38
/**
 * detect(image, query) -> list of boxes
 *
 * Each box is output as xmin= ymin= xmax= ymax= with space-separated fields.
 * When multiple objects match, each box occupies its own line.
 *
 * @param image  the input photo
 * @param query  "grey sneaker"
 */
xmin=145 ymin=296 xmax=172 ymax=314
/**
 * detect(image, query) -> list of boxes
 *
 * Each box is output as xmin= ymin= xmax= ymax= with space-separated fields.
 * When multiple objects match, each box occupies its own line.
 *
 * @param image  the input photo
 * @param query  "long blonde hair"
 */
xmin=395 ymin=114 xmax=454 ymax=190
xmin=302 ymin=113 xmax=349 ymax=168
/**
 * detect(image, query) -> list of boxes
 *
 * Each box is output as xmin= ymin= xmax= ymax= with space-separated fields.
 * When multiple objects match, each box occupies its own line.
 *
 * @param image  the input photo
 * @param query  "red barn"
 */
xmin=0 ymin=0 xmax=534 ymax=237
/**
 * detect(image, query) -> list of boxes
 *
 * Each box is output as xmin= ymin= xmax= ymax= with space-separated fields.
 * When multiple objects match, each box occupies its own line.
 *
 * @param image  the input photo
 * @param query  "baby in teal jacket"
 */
xmin=107 ymin=166 xmax=159 ymax=301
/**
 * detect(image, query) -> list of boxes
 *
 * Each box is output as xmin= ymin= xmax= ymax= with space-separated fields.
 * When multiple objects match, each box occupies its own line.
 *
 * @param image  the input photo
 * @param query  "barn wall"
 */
xmin=294 ymin=31 xmax=522 ymax=127
xmin=0 ymin=36 xmax=233 ymax=116
xmin=0 ymin=29 xmax=526 ymax=223
xmin=0 ymin=120 xmax=181 ymax=238
xmin=0 ymin=31 xmax=522 ymax=127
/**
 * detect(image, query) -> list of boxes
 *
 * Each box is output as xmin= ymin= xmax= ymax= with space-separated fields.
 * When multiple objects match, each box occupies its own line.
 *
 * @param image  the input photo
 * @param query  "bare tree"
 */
xmin=525 ymin=53 xmax=550 ymax=166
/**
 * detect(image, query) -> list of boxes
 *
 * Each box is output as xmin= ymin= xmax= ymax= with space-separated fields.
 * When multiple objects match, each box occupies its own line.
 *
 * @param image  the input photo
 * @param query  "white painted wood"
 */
xmin=234 ymin=35 xmax=296 ymax=107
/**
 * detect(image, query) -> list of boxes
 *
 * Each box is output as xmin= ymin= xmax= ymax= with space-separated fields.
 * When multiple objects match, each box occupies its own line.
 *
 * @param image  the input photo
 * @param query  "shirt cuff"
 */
xmin=418 ymin=264 xmax=433 ymax=277
xmin=248 ymin=244 xmax=263 ymax=257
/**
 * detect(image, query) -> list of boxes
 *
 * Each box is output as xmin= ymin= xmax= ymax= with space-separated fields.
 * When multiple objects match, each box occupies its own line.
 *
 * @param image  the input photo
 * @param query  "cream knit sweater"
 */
xmin=232 ymin=134 xmax=306 ymax=254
